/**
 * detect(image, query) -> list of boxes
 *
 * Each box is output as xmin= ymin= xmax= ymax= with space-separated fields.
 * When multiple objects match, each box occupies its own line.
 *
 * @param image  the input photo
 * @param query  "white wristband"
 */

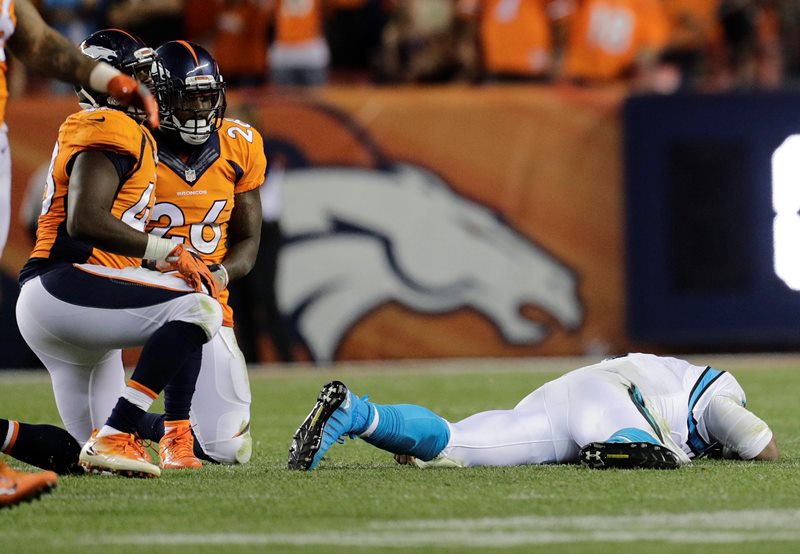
xmin=89 ymin=62 xmax=122 ymax=94
xmin=213 ymin=264 xmax=229 ymax=289
xmin=144 ymin=235 xmax=176 ymax=261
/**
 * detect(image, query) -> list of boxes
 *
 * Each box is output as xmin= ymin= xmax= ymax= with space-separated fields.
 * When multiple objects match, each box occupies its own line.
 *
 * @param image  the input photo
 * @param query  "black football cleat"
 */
xmin=287 ymin=381 xmax=350 ymax=471
xmin=579 ymin=441 xmax=681 ymax=470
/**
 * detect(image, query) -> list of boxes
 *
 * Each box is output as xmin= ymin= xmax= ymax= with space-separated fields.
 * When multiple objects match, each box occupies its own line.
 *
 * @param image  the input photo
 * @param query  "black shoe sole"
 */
xmin=287 ymin=381 xmax=348 ymax=471
xmin=580 ymin=441 xmax=680 ymax=470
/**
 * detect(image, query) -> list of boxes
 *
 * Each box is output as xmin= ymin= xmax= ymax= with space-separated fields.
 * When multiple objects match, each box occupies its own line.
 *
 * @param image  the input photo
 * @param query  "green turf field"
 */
xmin=2 ymin=356 xmax=799 ymax=553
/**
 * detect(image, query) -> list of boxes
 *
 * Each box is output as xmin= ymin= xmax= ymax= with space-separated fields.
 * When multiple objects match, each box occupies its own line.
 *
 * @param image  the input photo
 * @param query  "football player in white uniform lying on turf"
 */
xmin=288 ymin=353 xmax=778 ymax=471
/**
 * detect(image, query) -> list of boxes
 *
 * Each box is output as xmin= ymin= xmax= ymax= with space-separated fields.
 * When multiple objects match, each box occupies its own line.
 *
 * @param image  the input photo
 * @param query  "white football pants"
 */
xmin=439 ymin=367 xmax=669 ymax=467
xmin=16 ymin=264 xmax=222 ymax=444
xmin=190 ymin=326 xmax=252 ymax=464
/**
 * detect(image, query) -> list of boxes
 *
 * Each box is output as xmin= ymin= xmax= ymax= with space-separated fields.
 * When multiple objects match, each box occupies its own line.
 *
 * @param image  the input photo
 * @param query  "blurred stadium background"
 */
xmin=3 ymin=0 xmax=800 ymax=368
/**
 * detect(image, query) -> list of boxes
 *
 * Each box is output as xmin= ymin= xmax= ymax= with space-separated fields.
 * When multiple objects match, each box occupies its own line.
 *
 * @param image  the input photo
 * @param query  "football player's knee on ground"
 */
xmin=202 ymin=434 xmax=251 ymax=465
xmin=173 ymin=293 xmax=223 ymax=343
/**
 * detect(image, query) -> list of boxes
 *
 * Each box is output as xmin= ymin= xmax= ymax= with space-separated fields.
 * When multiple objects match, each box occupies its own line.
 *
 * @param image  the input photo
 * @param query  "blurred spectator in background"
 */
xmin=716 ymin=0 xmax=782 ymax=89
xmin=378 ymin=0 xmax=460 ymax=83
xmin=106 ymin=0 xmax=186 ymax=47
xmin=326 ymin=0 xmax=387 ymax=82
xmin=40 ymin=1 xmax=105 ymax=54
xmin=779 ymin=0 xmax=800 ymax=85
xmin=269 ymin=0 xmax=330 ymax=86
xmin=211 ymin=0 xmax=273 ymax=87
xmin=455 ymin=0 xmax=555 ymax=82
xmin=660 ymin=0 xmax=726 ymax=92
xmin=558 ymin=0 xmax=672 ymax=92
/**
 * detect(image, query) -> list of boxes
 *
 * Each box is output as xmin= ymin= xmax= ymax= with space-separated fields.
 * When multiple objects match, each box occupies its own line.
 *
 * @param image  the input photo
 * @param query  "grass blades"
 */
xmin=1 ymin=356 xmax=798 ymax=553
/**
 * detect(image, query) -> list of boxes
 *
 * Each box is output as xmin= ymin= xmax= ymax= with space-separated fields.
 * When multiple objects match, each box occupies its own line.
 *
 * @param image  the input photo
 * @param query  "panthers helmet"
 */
xmin=153 ymin=40 xmax=226 ymax=146
xmin=76 ymin=29 xmax=159 ymax=119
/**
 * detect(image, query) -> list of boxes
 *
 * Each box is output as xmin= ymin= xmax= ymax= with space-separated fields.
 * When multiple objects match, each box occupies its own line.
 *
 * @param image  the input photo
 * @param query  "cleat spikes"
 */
xmin=288 ymin=381 xmax=349 ymax=471
xmin=580 ymin=441 xmax=681 ymax=470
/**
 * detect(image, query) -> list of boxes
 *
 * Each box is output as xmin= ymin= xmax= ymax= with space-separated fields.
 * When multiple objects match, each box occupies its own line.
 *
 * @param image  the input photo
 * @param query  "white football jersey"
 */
xmin=577 ymin=353 xmax=746 ymax=458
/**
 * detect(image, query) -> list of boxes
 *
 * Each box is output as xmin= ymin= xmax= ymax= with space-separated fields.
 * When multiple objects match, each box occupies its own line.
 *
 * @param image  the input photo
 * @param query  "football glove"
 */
xmin=163 ymin=244 xmax=219 ymax=299
xmin=90 ymin=62 xmax=160 ymax=129
xmin=108 ymin=74 xmax=159 ymax=129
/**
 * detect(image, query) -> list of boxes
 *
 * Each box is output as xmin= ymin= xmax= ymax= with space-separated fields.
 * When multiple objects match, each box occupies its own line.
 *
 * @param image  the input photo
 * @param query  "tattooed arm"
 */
xmin=6 ymin=0 xmax=96 ymax=85
xmin=6 ymin=0 xmax=160 ymax=127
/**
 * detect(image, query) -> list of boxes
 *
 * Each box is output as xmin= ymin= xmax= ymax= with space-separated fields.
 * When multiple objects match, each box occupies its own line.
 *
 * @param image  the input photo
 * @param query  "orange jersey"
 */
xmin=274 ymin=0 xmax=324 ymax=44
xmin=0 ymin=0 xmax=17 ymax=125
xmin=459 ymin=0 xmax=553 ymax=76
xmin=26 ymin=109 xmax=157 ymax=274
xmin=563 ymin=0 xmax=670 ymax=81
xmin=147 ymin=119 xmax=267 ymax=327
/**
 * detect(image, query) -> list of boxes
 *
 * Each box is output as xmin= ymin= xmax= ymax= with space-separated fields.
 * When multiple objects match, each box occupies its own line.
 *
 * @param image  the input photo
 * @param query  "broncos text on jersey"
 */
xmin=23 ymin=108 xmax=157 ymax=281
xmin=147 ymin=118 xmax=267 ymax=327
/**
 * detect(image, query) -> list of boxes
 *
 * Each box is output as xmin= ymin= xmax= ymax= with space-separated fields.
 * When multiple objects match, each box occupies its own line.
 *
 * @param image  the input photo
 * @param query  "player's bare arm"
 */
xmin=66 ymin=151 xmax=149 ymax=257
xmin=7 ymin=0 xmax=96 ymax=85
xmin=754 ymin=435 xmax=779 ymax=461
xmin=221 ymin=188 xmax=262 ymax=282
xmin=68 ymin=150 xmax=218 ymax=296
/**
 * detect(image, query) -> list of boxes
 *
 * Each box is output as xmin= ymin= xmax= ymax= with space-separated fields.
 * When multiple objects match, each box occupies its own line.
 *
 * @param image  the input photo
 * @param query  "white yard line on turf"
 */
xmin=82 ymin=509 xmax=800 ymax=547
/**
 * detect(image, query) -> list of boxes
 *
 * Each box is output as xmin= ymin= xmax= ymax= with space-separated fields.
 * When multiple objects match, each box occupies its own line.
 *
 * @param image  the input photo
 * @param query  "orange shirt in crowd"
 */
xmin=274 ymin=0 xmax=325 ymax=45
xmin=662 ymin=0 xmax=721 ymax=51
xmin=212 ymin=0 xmax=272 ymax=80
xmin=562 ymin=0 xmax=670 ymax=82
xmin=458 ymin=0 xmax=553 ymax=77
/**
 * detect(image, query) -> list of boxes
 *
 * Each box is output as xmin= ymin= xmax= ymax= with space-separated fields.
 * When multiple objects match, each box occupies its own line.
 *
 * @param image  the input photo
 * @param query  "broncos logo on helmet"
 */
xmin=76 ymin=28 xmax=160 ymax=121
xmin=152 ymin=40 xmax=227 ymax=146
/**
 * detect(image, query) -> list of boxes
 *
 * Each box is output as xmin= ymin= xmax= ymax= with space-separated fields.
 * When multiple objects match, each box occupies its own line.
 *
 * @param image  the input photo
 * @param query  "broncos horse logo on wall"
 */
xmin=267 ymin=102 xmax=583 ymax=363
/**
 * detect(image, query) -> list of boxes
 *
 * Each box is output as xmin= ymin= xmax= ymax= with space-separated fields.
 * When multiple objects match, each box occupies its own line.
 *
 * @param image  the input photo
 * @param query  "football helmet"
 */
xmin=153 ymin=41 xmax=227 ymax=146
xmin=76 ymin=28 xmax=159 ymax=120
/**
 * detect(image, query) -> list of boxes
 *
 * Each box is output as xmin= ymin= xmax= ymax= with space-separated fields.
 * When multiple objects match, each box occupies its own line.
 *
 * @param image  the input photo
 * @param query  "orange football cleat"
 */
xmin=0 ymin=460 xmax=57 ymax=508
xmin=79 ymin=429 xmax=160 ymax=478
xmin=159 ymin=423 xmax=202 ymax=470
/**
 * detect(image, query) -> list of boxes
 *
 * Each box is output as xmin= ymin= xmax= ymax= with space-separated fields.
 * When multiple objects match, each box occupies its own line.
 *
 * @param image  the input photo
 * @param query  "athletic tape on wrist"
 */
xmin=144 ymin=235 xmax=176 ymax=261
xmin=89 ymin=62 xmax=122 ymax=93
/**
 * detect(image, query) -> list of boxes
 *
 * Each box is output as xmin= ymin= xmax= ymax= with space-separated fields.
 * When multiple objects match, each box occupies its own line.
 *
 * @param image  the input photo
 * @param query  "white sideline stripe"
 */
xmin=83 ymin=510 xmax=800 ymax=547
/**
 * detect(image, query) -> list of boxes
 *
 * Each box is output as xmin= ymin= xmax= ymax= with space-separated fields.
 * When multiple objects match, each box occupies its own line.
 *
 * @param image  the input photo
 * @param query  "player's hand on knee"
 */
xmin=166 ymin=244 xmax=220 ymax=298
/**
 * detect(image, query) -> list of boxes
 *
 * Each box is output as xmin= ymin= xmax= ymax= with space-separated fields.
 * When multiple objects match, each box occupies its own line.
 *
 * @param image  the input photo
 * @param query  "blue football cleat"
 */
xmin=288 ymin=381 xmax=363 ymax=471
